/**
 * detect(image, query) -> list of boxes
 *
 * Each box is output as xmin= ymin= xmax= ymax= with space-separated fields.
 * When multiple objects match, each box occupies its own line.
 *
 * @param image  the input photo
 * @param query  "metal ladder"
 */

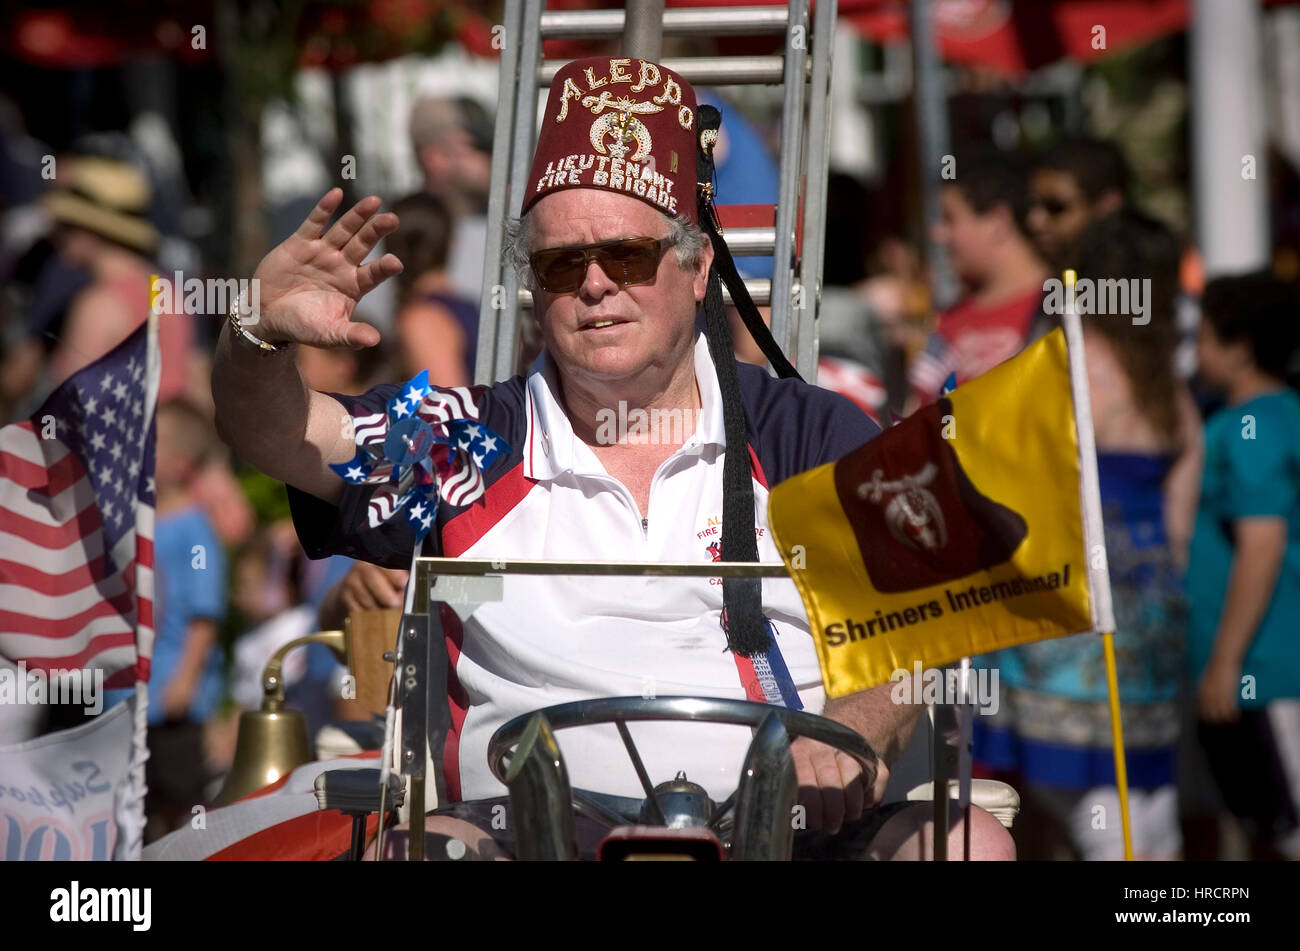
xmin=474 ymin=0 xmax=838 ymax=385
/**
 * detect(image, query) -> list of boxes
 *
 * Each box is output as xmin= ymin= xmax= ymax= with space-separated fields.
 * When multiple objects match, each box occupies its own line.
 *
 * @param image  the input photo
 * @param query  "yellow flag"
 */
xmin=769 ymin=328 xmax=1109 ymax=698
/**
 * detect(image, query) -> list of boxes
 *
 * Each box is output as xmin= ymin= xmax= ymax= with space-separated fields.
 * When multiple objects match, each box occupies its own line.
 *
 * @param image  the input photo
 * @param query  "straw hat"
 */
xmin=44 ymin=156 xmax=159 ymax=255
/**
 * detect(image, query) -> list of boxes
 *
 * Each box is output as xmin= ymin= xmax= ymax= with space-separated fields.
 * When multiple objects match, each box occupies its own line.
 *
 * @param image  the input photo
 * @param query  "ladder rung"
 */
xmin=539 ymin=55 xmax=801 ymax=87
xmin=722 ymin=227 xmax=775 ymax=256
xmin=517 ymin=278 xmax=779 ymax=309
xmin=539 ymin=6 xmax=789 ymax=39
xmin=723 ymin=277 xmax=776 ymax=307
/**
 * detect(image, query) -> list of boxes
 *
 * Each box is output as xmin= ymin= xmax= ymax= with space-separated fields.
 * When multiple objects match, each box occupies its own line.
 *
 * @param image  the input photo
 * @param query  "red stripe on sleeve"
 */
xmin=440 ymin=461 xmax=534 ymax=556
xmin=747 ymin=444 xmax=768 ymax=489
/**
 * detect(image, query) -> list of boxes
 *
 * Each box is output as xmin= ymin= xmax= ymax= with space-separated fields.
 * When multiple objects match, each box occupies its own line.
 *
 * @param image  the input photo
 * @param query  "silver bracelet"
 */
xmin=228 ymin=295 xmax=290 ymax=353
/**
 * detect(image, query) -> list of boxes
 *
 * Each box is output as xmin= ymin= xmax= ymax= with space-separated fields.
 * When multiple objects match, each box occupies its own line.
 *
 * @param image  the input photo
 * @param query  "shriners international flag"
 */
xmin=768 ymin=327 xmax=1114 ymax=698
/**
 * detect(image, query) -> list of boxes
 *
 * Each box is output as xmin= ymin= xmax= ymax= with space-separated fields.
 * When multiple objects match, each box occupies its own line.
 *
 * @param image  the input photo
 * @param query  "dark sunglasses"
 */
xmin=1031 ymin=195 xmax=1075 ymax=217
xmin=529 ymin=235 xmax=677 ymax=293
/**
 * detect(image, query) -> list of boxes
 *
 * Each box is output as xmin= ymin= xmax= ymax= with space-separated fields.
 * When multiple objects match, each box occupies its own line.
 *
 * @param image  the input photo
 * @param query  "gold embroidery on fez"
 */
xmin=556 ymin=77 xmax=584 ymax=122
xmin=582 ymin=91 xmax=664 ymax=118
xmin=652 ymin=78 xmax=682 ymax=106
xmin=631 ymin=61 xmax=661 ymax=93
xmin=586 ymin=59 xmax=663 ymax=92
xmin=608 ymin=59 xmax=633 ymax=84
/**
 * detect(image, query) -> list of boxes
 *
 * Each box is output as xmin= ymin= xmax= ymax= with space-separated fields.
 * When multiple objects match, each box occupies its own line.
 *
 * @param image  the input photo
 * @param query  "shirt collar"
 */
xmin=523 ymin=333 xmax=726 ymax=481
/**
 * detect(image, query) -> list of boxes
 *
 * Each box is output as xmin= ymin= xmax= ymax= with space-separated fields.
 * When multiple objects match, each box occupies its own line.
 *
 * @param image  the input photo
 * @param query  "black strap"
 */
xmin=694 ymin=103 xmax=793 ymax=657
xmin=701 ymin=209 xmax=801 ymax=381
xmin=695 ymin=104 xmax=800 ymax=382
xmin=700 ymin=265 xmax=769 ymax=656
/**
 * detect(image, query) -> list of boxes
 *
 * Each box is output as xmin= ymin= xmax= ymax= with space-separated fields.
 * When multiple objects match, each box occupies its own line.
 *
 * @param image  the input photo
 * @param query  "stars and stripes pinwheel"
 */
xmin=328 ymin=371 xmax=509 ymax=541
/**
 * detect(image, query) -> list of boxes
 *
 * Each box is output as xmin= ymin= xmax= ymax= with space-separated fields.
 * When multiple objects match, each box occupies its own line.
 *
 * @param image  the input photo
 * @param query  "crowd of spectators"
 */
xmin=2 ymin=74 xmax=1296 ymax=858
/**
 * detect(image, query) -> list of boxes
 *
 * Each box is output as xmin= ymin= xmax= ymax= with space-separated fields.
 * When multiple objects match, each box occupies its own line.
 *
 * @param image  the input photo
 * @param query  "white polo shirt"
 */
xmin=293 ymin=334 xmax=879 ymax=803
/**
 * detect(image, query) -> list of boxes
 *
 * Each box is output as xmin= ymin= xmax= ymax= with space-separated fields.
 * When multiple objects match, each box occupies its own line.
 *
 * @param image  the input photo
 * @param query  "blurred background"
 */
xmin=3 ymin=0 xmax=1299 ymax=858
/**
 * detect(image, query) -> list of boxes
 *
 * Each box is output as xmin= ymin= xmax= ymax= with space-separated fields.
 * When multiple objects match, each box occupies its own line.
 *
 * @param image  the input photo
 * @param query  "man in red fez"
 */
xmin=212 ymin=57 xmax=1014 ymax=861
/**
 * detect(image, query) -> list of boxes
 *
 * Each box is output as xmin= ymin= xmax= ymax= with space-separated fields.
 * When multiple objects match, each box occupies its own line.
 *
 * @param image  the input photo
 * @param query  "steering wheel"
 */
xmin=487 ymin=696 xmax=879 ymax=859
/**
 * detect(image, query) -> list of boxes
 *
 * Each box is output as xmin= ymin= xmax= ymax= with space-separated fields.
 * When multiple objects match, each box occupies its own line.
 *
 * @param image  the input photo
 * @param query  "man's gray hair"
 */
xmin=504 ymin=208 xmax=708 ymax=291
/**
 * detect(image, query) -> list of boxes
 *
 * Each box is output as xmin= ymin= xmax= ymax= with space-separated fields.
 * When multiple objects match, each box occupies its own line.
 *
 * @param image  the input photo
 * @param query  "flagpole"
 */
xmin=1102 ymin=632 xmax=1134 ymax=860
xmin=122 ymin=310 xmax=162 ymax=859
xmin=1060 ymin=269 xmax=1132 ymax=861
xmin=931 ymin=701 xmax=949 ymax=861
xmin=957 ymin=657 xmax=973 ymax=860
xmin=931 ymin=377 xmax=973 ymax=860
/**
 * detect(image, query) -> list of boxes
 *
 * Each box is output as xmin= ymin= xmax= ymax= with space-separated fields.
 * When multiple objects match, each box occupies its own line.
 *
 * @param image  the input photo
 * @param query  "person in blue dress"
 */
xmin=974 ymin=212 xmax=1201 ymax=859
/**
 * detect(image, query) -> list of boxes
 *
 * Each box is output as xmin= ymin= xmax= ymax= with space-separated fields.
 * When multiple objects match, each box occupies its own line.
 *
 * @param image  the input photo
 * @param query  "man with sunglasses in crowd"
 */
xmin=212 ymin=57 xmax=1015 ymax=861
xmin=1025 ymin=137 xmax=1130 ymax=274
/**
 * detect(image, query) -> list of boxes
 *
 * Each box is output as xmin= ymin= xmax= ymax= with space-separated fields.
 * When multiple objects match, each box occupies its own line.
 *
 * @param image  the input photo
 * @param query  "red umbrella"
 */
xmin=641 ymin=0 xmax=1295 ymax=77
xmin=4 ymin=1 xmax=497 ymax=72
xmin=541 ymin=0 xmax=1193 ymax=75
xmin=837 ymin=0 xmax=1191 ymax=76
xmin=8 ymin=7 xmax=209 ymax=69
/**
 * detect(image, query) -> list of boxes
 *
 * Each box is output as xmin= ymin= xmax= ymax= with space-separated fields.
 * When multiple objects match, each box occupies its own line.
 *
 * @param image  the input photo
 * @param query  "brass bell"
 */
xmin=214 ymin=629 xmax=350 ymax=807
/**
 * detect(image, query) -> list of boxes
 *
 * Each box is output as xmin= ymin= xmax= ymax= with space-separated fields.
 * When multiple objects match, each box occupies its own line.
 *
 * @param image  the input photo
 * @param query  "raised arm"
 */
xmin=211 ymin=189 xmax=402 ymax=503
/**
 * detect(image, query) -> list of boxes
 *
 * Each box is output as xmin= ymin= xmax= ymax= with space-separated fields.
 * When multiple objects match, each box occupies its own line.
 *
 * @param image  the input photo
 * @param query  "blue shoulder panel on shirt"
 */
xmin=735 ymin=362 xmax=881 ymax=486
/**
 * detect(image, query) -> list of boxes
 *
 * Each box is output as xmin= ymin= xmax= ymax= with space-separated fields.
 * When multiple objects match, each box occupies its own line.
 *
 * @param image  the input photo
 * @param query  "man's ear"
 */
xmin=988 ymin=202 xmax=1020 ymax=243
xmin=693 ymin=237 xmax=716 ymax=302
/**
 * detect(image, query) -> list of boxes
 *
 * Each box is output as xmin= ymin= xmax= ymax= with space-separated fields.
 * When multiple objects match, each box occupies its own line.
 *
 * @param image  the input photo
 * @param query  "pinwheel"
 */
xmin=329 ymin=370 xmax=509 ymax=540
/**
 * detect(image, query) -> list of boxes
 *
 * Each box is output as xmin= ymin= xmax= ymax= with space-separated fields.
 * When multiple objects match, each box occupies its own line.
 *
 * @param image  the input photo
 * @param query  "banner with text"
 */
xmin=0 ymin=695 xmax=138 ymax=860
xmin=769 ymin=329 xmax=1108 ymax=698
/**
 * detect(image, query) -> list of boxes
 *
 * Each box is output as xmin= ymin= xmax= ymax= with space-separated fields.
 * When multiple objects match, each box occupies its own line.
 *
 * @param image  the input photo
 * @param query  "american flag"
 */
xmin=907 ymin=335 xmax=960 ymax=407
xmin=817 ymin=355 xmax=887 ymax=425
xmin=0 ymin=323 xmax=157 ymax=689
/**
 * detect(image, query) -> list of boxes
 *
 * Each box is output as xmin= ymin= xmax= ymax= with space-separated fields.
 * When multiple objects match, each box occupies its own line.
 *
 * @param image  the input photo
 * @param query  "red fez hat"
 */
xmin=522 ymin=56 xmax=699 ymax=224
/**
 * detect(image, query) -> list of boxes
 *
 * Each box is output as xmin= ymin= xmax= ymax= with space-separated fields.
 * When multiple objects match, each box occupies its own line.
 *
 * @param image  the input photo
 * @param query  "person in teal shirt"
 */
xmin=1187 ymin=271 xmax=1300 ymax=859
